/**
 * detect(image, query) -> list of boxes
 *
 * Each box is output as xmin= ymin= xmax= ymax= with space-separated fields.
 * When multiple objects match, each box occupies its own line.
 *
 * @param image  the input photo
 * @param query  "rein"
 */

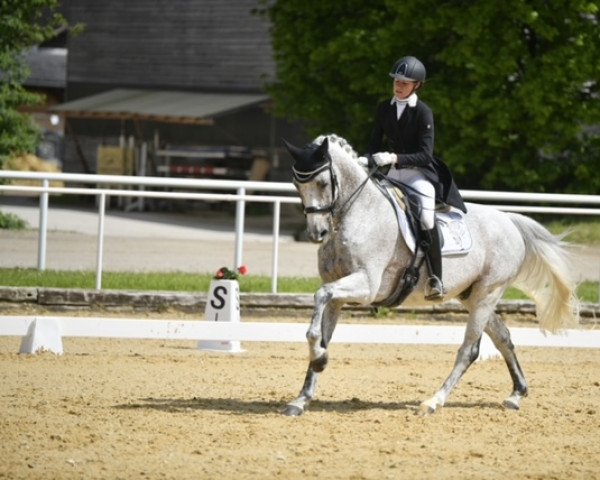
xmin=336 ymin=164 xmax=380 ymax=217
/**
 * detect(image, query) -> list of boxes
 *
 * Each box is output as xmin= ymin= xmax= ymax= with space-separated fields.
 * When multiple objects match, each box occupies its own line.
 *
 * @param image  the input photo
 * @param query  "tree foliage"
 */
xmin=265 ymin=0 xmax=600 ymax=193
xmin=0 ymin=0 xmax=67 ymax=166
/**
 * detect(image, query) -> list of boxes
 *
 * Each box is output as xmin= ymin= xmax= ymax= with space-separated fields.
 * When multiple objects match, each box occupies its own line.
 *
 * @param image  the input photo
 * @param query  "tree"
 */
xmin=0 ymin=0 xmax=67 ymax=167
xmin=265 ymin=0 xmax=600 ymax=193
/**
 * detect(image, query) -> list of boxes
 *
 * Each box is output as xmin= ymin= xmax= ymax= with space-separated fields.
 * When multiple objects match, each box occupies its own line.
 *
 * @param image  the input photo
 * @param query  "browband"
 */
xmin=292 ymin=163 xmax=329 ymax=183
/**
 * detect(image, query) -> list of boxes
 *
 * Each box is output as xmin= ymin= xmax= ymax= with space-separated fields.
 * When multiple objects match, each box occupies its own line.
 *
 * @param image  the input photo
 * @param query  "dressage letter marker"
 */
xmin=19 ymin=317 xmax=64 ymax=355
xmin=198 ymin=280 xmax=243 ymax=353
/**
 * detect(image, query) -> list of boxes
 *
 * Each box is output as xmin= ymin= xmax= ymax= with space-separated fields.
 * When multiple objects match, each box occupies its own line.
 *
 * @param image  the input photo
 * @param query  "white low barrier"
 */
xmin=2 ymin=316 xmax=599 ymax=358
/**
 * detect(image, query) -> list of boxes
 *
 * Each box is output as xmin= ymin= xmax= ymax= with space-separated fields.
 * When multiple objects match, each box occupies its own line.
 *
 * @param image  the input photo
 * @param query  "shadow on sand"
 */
xmin=115 ymin=396 xmax=503 ymax=415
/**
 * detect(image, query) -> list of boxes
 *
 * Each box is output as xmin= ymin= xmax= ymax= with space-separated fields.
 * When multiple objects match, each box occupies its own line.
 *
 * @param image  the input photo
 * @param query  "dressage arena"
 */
xmin=1 ymin=309 xmax=599 ymax=480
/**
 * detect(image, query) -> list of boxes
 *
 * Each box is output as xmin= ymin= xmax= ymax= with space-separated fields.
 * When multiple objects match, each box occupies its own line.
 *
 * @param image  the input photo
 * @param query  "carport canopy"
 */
xmin=52 ymin=88 xmax=269 ymax=125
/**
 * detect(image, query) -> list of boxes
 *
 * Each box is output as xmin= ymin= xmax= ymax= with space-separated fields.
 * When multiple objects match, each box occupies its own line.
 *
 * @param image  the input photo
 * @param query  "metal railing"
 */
xmin=1 ymin=170 xmax=599 ymax=292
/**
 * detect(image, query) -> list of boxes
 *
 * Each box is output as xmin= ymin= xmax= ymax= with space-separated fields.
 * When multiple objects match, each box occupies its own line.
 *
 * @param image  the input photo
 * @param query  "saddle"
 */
xmin=371 ymin=176 xmax=472 ymax=308
xmin=383 ymin=180 xmax=472 ymax=256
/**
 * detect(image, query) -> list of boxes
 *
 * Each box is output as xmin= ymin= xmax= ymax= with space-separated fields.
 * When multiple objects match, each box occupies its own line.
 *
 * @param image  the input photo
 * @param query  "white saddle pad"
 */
xmin=436 ymin=210 xmax=472 ymax=256
xmin=387 ymin=188 xmax=472 ymax=256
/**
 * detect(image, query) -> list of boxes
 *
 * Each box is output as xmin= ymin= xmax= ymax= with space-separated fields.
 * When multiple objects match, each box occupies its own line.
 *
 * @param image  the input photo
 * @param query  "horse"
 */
xmin=282 ymin=134 xmax=578 ymax=416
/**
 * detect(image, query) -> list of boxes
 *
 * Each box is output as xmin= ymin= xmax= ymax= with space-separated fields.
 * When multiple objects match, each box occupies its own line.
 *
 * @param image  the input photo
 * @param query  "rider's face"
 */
xmin=393 ymin=79 xmax=418 ymax=99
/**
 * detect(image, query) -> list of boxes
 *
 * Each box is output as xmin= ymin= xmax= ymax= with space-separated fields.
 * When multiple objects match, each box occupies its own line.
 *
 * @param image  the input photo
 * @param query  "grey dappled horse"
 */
xmin=283 ymin=134 xmax=577 ymax=416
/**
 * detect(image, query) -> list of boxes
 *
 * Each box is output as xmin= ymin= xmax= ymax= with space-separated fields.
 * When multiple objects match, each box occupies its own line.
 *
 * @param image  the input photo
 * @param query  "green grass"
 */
xmin=0 ymin=268 xmax=322 ymax=294
xmin=505 ymin=284 xmax=599 ymax=304
xmin=0 ymin=210 xmax=28 ymax=230
xmin=544 ymin=218 xmax=600 ymax=245
xmin=1 ymin=268 xmax=597 ymax=303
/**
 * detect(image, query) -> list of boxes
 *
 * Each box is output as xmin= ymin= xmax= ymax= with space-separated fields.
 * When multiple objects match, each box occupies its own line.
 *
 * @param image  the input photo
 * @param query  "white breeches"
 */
xmin=386 ymin=168 xmax=435 ymax=230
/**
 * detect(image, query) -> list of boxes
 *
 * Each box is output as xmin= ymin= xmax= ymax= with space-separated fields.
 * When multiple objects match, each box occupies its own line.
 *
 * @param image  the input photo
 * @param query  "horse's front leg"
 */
xmin=282 ymin=301 xmax=342 ymax=417
xmin=283 ymin=272 xmax=373 ymax=416
xmin=307 ymin=271 xmax=372 ymax=372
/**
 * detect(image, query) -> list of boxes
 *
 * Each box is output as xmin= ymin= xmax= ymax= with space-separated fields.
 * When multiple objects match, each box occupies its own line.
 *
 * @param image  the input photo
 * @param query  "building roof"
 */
xmin=51 ymin=88 xmax=269 ymax=125
xmin=23 ymin=48 xmax=67 ymax=88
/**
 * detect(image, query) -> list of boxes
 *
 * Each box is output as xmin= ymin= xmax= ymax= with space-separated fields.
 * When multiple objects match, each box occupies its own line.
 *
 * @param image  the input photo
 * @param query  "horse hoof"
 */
xmin=282 ymin=404 xmax=304 ymax=417
xmin=418 ymin=402 xmax=436 ymax=416
xmin=502 ymin=398 xmax=520 ymax=410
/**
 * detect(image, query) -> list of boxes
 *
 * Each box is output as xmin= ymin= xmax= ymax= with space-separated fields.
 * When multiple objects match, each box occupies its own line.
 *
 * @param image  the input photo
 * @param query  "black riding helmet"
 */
xmin=389 ymin=56 xmax=426 ymax=83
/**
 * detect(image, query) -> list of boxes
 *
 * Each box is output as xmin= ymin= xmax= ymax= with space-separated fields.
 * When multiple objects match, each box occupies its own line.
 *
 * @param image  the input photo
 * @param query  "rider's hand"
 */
xmin=356 ymin=156 xmax=369 ymax=168
xmin=372 ymin=152 xmax=397 ymax=167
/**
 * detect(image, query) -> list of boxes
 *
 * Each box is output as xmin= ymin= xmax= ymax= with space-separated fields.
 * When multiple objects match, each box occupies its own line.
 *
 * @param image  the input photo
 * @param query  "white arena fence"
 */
xmin=3 ymin=316 xmax=600 ymax=358
xmin=1 ymin=170 xmax=600 ymax=292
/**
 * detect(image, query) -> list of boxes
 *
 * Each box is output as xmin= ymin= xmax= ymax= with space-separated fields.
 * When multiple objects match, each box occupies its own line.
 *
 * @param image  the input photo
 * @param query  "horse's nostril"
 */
xmin=320 ymin=229 xmax=328 ymax=238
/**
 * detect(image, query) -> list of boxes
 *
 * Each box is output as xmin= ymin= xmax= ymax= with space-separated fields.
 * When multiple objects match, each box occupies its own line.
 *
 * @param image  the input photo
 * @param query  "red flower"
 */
xmin=213 ymin=266 xmax=248 ymax=280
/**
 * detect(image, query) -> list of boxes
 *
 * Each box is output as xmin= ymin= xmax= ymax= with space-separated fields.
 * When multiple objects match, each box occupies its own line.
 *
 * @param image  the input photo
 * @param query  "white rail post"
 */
xmin=271 ymin=200 xmax=281 ymax=293
xmin=95 ymin=193 xmax=107 ymax=290
xmin=234 ymin=187 xmax=245 ymax=268
xmin=138 ymin=141 xmax=147 ymax=211
xmin=37 ymin=179 xmax=49 ymax=271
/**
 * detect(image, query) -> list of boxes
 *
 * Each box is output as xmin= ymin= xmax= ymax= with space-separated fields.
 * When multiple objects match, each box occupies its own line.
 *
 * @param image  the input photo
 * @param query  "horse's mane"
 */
xmin=313 ymin=134 xmax=359 ymax=161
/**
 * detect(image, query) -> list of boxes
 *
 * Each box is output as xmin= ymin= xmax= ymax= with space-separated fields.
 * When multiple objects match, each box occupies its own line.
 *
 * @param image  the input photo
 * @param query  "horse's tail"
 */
xmin=508 ymin=213 xmax=579 ymax=332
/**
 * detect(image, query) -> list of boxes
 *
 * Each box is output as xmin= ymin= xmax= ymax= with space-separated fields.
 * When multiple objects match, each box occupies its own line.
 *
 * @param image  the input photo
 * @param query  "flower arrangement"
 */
xmin=214 ymin=265 xmax=249 ymax=280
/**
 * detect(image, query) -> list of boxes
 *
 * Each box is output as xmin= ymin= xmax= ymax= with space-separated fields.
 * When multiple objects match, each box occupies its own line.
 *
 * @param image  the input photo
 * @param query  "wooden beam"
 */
xmin=57 ymin=111 xmax=214 ymax=126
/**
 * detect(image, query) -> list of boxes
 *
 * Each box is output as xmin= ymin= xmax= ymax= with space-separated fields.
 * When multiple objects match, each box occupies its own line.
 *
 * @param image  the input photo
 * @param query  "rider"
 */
xmin=366 ymin=55 xmax=466 ymax=300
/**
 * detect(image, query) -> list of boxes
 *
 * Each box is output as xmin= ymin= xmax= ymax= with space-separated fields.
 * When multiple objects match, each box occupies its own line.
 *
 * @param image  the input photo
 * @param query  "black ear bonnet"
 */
xmin=284 ymin=138 xmax=330 ymax=183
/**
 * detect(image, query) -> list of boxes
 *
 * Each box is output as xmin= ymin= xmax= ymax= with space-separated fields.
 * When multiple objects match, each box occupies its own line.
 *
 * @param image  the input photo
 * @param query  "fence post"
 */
xmin=95 ymin=193 xmax=106 ymax=290
xmin=37 ymin=179 xmax=49 ymax=271
xmin=234 ymin=187 xmax=245 ymax=268
xmin=271 ymin=200 xmax=281 ymax=293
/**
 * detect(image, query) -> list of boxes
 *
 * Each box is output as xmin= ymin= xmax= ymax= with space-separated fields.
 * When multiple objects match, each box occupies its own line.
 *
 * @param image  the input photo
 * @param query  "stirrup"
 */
xmin=424 ymin=276 xmax=445 ymax=300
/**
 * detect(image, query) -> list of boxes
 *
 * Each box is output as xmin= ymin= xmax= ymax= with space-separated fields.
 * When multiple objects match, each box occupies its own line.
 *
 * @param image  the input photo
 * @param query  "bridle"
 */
xmin=293 ymin=150 xmax=378 ymax=217
xmin=292 ymin=155 xmax=337 ymax=215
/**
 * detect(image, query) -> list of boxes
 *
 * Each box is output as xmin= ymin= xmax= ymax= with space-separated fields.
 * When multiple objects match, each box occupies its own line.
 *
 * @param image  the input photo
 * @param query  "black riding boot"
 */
xmin=420 ymin=226 xmax=445 ymax=300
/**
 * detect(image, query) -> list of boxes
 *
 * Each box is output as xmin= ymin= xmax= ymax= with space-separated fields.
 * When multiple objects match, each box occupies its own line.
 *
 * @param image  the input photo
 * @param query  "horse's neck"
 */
xmin=333 ymin=159 xmax=384 ymax=220
xmin=335 ymin=159 xmax=370 ymax=196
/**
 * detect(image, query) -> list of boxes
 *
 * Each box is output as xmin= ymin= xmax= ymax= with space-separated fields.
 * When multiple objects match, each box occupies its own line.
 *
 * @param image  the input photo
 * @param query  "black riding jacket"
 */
xmin=367 ymin=98 xmax=466 ymax=213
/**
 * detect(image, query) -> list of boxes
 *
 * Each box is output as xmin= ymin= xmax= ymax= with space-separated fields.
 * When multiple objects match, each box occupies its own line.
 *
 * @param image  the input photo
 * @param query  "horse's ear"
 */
xmin=285 ymin=136 xmax=329 ymax=175
xmin=282 ymin=138 xmax=304 ymax=163
xmin=316 ymin=137 xmax=329 ymax=159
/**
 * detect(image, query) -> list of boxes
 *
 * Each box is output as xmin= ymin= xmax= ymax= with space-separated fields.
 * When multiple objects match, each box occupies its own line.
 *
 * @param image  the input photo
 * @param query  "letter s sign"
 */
xmin=210 ymin=285 xmax=227 ymax=310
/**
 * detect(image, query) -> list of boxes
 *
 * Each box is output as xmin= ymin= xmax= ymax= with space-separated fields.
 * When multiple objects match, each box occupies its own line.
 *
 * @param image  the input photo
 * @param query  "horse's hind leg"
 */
xmin=282 ymin=302 xmax=343 ymax=416
xmin=420 ymin=302 xmax=497 ymax=414
xmin=484 ymin=314 xmax=528 ymax=409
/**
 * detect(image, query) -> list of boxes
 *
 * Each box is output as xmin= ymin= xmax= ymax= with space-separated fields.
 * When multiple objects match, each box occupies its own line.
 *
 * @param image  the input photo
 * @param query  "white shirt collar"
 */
xmin=390 ymin=93 xmax=418 ymax=107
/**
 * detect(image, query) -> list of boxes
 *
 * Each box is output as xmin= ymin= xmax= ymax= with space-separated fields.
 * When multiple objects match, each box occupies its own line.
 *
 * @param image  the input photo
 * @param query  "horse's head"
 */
xmin=285 ymin=134 xmax=363 ymax=243
xmin=284 ymin=137 xmax=333 ymax=242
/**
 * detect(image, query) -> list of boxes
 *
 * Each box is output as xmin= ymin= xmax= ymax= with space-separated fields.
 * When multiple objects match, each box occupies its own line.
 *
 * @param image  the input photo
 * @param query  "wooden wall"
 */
xmin=64 ymin=0 xmax=275 ymax=96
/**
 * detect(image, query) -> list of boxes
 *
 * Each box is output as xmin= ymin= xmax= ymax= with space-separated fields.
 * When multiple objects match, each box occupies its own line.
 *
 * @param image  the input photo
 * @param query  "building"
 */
xmin=32 ymin=0 xmax=304 ymax=182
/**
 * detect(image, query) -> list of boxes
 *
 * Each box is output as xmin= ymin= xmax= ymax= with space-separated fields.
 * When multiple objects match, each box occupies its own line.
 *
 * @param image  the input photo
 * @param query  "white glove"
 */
xmin=372 ymin=152 xmax=397 ymax=167
xmin=356 ymin=156 xmax=369 ymax=167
